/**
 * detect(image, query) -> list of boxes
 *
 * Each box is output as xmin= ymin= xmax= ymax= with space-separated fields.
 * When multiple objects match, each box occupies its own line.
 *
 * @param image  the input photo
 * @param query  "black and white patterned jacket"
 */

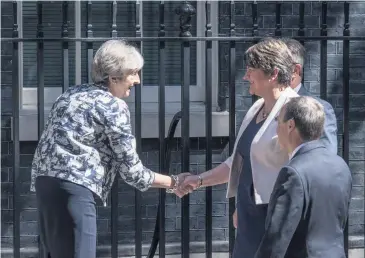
xmin=30 ymin=83 xmax=155 ymax=204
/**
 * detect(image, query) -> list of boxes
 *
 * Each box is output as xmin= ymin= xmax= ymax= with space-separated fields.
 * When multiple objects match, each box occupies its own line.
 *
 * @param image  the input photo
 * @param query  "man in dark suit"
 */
xmin=282 ymin=38 xmax=338 ymax=154
xmin=255 ymin=96 xmax=352 ymax=258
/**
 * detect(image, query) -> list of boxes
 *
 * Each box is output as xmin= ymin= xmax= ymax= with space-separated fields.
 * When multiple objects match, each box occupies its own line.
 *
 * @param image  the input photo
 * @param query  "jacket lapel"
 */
xmin=226 ymin=98 xmax=264 ymax=198
xmin=232 ymin=98 xmax=264 ymax=154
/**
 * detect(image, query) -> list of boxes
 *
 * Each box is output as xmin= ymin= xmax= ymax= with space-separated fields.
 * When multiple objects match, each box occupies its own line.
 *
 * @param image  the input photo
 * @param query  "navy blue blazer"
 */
xmin=298 ymin=86 xmax=338 ymax=154
xmin=255 ymin=141 xmax=352 ymax=258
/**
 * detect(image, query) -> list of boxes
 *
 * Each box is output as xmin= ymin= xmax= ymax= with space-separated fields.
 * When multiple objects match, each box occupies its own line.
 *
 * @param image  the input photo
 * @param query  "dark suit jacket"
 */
xmin=298 ymin=86 xmax=338 ymax=154
xmin=255 ymin=141 xmax=352 ymax=258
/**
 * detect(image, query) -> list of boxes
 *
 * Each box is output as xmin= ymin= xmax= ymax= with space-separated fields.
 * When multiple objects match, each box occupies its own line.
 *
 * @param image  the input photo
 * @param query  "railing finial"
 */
xmin=12 ymin=1 xmax=18 ymax=38
xmin=175 ymin=1 xmax=196 ymax=37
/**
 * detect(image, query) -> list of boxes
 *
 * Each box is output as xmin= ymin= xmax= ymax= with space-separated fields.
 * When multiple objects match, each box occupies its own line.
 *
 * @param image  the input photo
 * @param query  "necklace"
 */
xmin=262 ymin=110 xmax=267 ymax=119
xmin=262 ymin=104 xmax=273 ymax=120
xmin=262 ymin=107 xmax=268 ymax=119
xmin=262 ymin=99 xmax=278 ymax=120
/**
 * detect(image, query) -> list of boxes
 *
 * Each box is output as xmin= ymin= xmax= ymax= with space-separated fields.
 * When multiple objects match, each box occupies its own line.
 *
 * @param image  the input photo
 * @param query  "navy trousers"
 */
xmin=232 ymin=183 xmax=268 ymax=258
xmin=35 ymin=176 xmax=97 ymax=258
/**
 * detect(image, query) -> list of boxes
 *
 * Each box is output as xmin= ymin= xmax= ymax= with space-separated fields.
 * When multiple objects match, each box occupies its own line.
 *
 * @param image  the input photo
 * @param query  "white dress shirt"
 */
xmin=289 ymin=142 xmax=308 ymax=161
xmin=293 ymin=83 xmax=302 ymax=93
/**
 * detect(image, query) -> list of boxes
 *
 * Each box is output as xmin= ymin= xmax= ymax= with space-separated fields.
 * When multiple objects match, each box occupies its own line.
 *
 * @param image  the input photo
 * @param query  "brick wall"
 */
xmin=1 ymin=1 xmax=364 ymax=257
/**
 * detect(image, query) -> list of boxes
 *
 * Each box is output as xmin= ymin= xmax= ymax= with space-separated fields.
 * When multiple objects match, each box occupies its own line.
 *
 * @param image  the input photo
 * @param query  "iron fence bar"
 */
xmin=158 ymin=2 xmax=166 ymax=257
xmin=275 ymin=2 xmax=282 ymax=37
xmin=298 ymin=3 xmax=305 ymax=44
xmin=134 ymin=1 xmax=143 ymax=257
xmin=36 ymin=2 xmax=45 ymax=257
xmin=205 ymin=1 xmax=213 ymax=258
xmin=86 ymin=1 xmax=93 ymax=83
xmin=37 ymin=2 xmax=45 ymax=136
xmin=74 ymin=2 xmax=81 ymax=85
xmin=110 ymin=6 xmax=119 ymax=258
xmin=342 ymin=2 xmax=350 ymax=257
xmin=228 ymin=1 xmax=236 ymax=257
xmin=176 ymin=2 xmax=195 ymax=257
xmin=181 ymin=29 xmax=191 ymax=258
xmin=217 ymin=1 xmax=226 ymax=112
xmin=62 ymin=1 xmax=69 ymax=92
xmin=110 ymin=2 xmax=119 ymax=258
xmin=181 ymin=30 xmax=191 ymax=258
xmin=111 ymin=1 xmax=117 ymax=38
xmin=252 ymin=1 xmax=258 ymax=40
xmin=12 ymin=2 xmax=20 ymax=258
xmin=251 ymin=1 xmax=259 ymax=103
xmin=320 ymin=2 xmax=328 ymax=101
xmin=298 ymin=3 xmax=305 ymax=84
xmin=4 ymin=36 xmax=365 ymax=42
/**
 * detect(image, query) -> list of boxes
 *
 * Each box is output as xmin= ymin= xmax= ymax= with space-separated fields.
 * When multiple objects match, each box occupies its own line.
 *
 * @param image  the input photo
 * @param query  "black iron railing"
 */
xmin=3 ymin=1 xmax=363 ymax=258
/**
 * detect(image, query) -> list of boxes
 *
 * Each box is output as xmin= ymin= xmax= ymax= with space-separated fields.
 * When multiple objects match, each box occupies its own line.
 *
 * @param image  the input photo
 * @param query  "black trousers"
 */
xmin=35 ymin=176 xmax=97 ymax=258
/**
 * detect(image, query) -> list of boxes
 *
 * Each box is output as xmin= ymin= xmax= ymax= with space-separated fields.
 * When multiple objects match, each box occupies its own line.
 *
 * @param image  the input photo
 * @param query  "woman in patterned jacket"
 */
xmin=31 ymin=40 xmax=189 ymax=258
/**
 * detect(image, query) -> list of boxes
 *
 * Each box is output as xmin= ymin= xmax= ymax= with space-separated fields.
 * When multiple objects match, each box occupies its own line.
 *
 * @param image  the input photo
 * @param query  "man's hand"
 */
xmin=233 ymin=208 xmax=238 ymax=229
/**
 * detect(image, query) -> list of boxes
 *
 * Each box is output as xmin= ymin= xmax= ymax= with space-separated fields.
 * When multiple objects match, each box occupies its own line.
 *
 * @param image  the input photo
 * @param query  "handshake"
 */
xmin=168 ymin=173 xmax=238 ymax=228
xmin=170 ymin=173 xmax=203 ymax=198
xmin=168 ymin=172 xmax=238 ymax=229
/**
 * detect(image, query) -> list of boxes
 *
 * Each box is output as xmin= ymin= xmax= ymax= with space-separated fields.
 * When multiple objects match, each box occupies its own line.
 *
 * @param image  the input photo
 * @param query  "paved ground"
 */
xmin=2 ymin=248 xmax=364 ymax=258
xmin=2 ymin=246 xmax=364 ymax=258
xmin=119 ymin=250 xmax=365 ymax=258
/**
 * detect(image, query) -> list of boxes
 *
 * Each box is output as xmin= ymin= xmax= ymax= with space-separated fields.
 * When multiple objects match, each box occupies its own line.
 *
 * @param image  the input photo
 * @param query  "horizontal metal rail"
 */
xmin=3 ymin=36 xmax=365 ymax=42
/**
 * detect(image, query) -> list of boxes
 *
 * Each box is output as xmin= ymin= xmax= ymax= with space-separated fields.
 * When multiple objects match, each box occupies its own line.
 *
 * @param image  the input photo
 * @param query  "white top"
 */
xmin=225 ymin=87 xmax=300 ymax=204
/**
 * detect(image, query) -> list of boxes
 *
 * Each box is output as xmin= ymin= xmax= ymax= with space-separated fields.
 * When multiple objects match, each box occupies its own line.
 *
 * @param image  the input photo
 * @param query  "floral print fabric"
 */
xmin=30 ymin=83 xmax=155 ymax=204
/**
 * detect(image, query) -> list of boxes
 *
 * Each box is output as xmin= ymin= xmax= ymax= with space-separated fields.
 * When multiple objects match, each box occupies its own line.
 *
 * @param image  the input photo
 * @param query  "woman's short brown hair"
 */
xmin=244 ymin=38 xmax=294 ymax=87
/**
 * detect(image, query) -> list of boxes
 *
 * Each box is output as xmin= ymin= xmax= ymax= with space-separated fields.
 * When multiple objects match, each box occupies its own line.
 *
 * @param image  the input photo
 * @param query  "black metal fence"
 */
xmin=3 ymin=1 xmax=365 ymax=258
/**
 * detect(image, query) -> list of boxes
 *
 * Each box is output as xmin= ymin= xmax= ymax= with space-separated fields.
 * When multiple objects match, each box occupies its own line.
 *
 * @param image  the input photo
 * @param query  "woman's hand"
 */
xmin=173 ymin=173 xmax=193 ymax=198
xmin=233 ymin=208 xmax=238 ymax=229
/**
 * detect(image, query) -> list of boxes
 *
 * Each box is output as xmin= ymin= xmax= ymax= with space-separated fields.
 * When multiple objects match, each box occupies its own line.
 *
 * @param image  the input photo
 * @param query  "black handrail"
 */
xmin=147 ymin=111 xmax=182 ymax=258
